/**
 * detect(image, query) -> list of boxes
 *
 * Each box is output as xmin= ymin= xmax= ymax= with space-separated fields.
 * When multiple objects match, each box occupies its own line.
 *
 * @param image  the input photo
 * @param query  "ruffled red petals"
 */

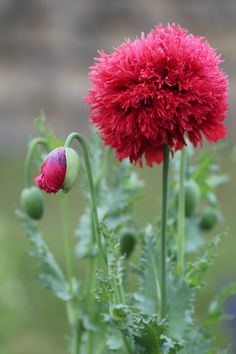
xmin=35 ymin=147 xmax=67 ymax=193
xmin=85 ymin=23 xmax=229 ymax=166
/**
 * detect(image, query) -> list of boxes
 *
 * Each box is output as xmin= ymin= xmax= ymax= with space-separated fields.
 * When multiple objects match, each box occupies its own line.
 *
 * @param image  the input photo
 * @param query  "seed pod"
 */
xmin=120 ymin=232 xmax=136 ymax=259
xmin=199 ymin=207 xmax=219 ymax=231
xmin=184 ymin=180 xmax=200 ymax=217
xmin=21 ymin=186 xmax=44 ymax=220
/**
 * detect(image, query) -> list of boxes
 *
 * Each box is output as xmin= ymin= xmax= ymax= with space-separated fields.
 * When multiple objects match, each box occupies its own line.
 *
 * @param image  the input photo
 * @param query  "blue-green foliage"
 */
xmin=17 ymin=118 xmax=236 ymax=354
xmin=15 ymin=209 xmax=75 ymax=301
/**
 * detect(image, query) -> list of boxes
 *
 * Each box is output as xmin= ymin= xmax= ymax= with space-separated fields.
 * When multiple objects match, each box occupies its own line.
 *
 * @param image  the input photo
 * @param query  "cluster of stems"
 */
xmin=24 ymin=133 xmax=187 ymax=354
xmin=64 ymin=133 xmax=133 ymax=354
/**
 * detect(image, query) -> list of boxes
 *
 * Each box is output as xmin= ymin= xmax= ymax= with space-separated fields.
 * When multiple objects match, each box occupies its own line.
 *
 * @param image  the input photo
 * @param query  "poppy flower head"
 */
xmin=35 ymin=147 xmax=79 ymax=194
xmin=85 ymin=23 xmax=229 ymax=166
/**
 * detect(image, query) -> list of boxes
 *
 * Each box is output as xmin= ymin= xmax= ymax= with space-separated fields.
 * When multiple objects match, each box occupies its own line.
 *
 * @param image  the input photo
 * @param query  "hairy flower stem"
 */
xmin=160 ymin=144 xmax=169 ymax=319
xmin=85 ymin=213 xmax=97 ymax=354
xmin=65 ymin=133 xmax=132 ymax=353
xmin=177 ymin=148 xmax=186 ymax=275
xmin=65 ymin=132 xmax=107 ymax=265
xmin=108 ymin=263 xmax=133 ymax=354
xmin=85 ymin=148 xmax=110 ymax=354
xmin=24 ymin=137 xmax=50 ymax=187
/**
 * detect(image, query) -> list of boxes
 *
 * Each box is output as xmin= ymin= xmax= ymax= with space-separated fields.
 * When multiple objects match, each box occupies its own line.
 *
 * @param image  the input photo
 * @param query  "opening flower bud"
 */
xmin=21 ymin=186 xmax=44 ymax=220
xmin=34 ymin=147 xmax=79 ymax=194
xmin=120 ymin=232 xmax=136 ymax=259
xmin=199 ymin=207 xmax=219 ymax=231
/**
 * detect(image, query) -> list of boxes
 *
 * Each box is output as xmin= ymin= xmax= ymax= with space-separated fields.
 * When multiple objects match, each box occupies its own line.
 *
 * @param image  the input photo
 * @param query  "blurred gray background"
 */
xmin=0 ymin=0 xmax=235 ymax=153
xmin=0 ymin=1 xmax=236 ymax=354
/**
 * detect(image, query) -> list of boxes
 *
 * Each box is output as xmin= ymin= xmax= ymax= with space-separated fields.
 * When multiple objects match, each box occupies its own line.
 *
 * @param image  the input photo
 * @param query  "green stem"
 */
xmin=85 ymin=213 xmax=97 ymax=305
xmin=86 ymin=149 xmax=111 ymax=354
xmin=107 ymin=259 xmax=132 ymax=354
xmin=60 ymin=194 xmax=81 ymax=354
xmin=85 ymin=213 xmax=98 ymax=354
xmin=65 ymin=133 xmax=131 ymax=352
xmin=65 ymin=132 xmax=106 ymax=265
xmin=160 ymin=144 xmax=169 ymax=319
xmin=123 ymin=336 xmax=133 ymax=354
xmin=94 ymin=147 xmax=111 ymax=189
xmin=60 ymin=195 xmax=73 ymax=286
xmin=177 ymin=148 xmax=186 ymax=275
xmin=75 ymin=322 xmax=82 ymax=354
xmin=24 ymin=137 xmax=50 ymax=187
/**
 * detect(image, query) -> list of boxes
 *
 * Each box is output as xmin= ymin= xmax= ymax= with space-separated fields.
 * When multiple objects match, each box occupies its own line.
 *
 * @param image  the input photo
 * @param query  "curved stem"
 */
xmin=65 ymin=133 xmax=132 ymax=352
xmin=177 ymin=148 xmax=186 ymax=275
xmin=24 ymin=137 xmax=50 ymax=187
xmin=160 ymin=144 xmax=169 ymax=319
xmin=65 ymin=132 xmax=107 ymax=265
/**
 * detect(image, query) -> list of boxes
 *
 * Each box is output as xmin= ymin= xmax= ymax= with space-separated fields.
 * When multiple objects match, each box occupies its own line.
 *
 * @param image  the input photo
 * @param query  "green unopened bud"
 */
xmin=199 ymin=207 xmax=219 ymax=231
xmin=185 ymin=180 xmax=200 ymax=217
xmin=120 ymin=232 xmax=136 ymax=259
xmin=63 ymin=147 xmax=79 ymax=193
xmin=109 ymin=304 xmax=126 ymax=321
xmin=21 ymin=186 xmax=44 ymax=219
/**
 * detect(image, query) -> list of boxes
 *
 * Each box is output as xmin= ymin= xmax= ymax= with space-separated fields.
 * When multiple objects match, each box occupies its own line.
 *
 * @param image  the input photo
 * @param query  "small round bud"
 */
xmin=199 ymin=207 xmax=219 ymax=231
xmin=185 ymin=180 xmax=200 ymax=217
xmin=21 ymin=187 xmax=44 ymax=219
xmin=120 ymin=232 xmax=136 ymax=259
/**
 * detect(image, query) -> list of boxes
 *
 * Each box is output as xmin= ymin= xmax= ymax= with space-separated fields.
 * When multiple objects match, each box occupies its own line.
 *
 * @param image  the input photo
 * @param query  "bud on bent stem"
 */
xmin=22 ymin=137 xmax=50 ymax=220
xmin=24 ymin=137 xmax=50 ymax=188
xmin=64 ymin=132 xmax=107 ymax=265
xmin=34 ymin=147 xmax=79 ymax=194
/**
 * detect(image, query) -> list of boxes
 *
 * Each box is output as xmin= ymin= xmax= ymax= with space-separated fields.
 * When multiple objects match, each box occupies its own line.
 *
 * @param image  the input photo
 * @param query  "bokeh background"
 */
xmin=0 ymin=1 xmax=236 ymax=353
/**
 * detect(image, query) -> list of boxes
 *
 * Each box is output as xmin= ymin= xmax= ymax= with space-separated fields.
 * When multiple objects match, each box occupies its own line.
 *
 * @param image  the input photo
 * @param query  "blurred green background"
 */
xmin=0 ymin=0 xmax=236 ymax=353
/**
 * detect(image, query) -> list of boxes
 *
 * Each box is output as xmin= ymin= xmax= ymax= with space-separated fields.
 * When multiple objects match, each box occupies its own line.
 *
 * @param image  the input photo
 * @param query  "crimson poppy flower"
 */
xmin=85 ymin=23 xmax=229 ymax=166
xmin=35 ymin=147 xmax=79 ymax=193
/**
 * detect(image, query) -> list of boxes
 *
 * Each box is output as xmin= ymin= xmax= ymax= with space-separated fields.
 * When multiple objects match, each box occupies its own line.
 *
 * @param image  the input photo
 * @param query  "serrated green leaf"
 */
xmin=179 ymin=329 xmax=212 ymax=354
xmin=207 ymin=174 xmax=230 ymax=188
xmin=96 ymin=269 xmax=112 ymax=303
xmin=134 ymin=317 xmax=163 ymax=353
xmin=186 ymin=232 xmax=225 ymax=289
xmin=75 ymin=207 xmax=97 ymax=259
xmin=160 ymin=334 xmax=179 ymax=354
xmin=16 ymin=209 xmax=73 ymax=301
xmin=100 ymin=220 xmax=125 ymax=303
xmin=135 ymin=225 xmax=161 ymax=317
xmin=167 ymin=275 xmax=193 ymax=340
xmin=205 ymin=281 xmax=236 ymax=325
xmin=35 ymin=111 xmax=64 ymax=149
xmin=75 ymin=130 xmax=143 ymax=263
xmin=185 ymin=217 xmax=205 ymax=253
xmin=106 ymin=332 xmax=124 ymax=351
